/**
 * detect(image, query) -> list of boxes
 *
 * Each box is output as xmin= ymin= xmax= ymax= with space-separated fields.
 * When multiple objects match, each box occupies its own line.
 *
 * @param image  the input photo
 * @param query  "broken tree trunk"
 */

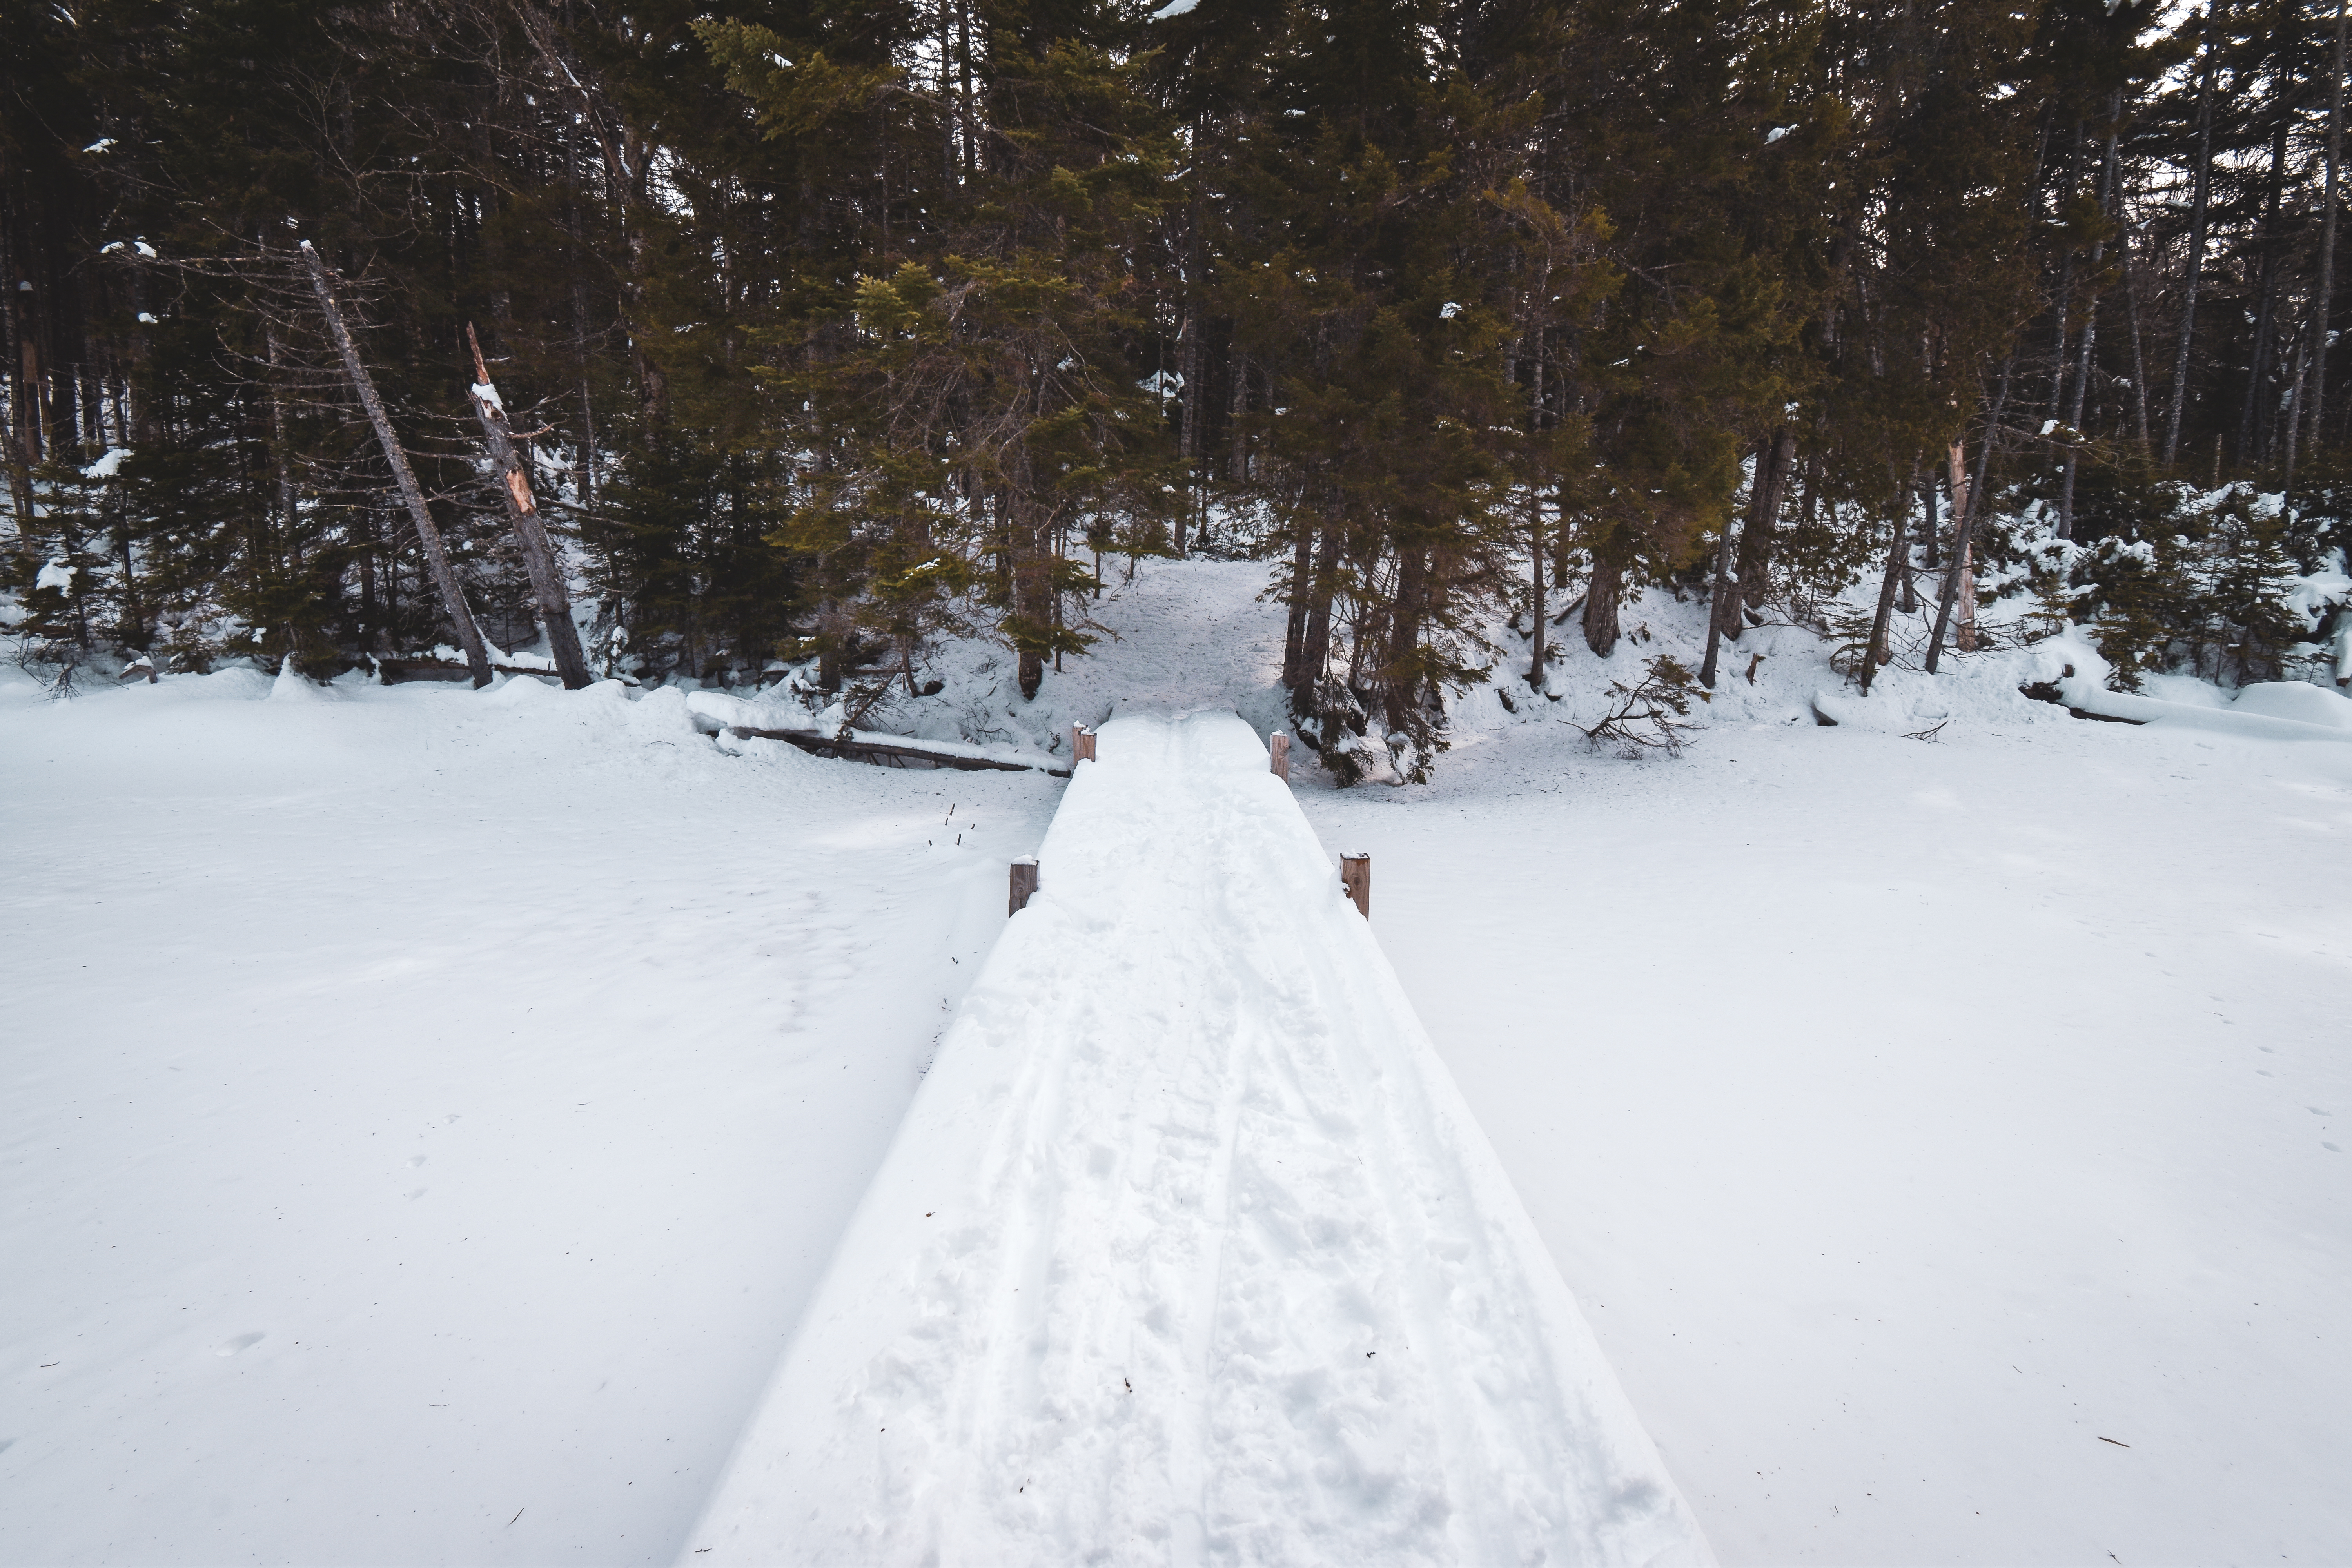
xmin=466 ymin=325 xmax=591 ymax=688
xmin=300 ymin=241 xmax=492 ymax=687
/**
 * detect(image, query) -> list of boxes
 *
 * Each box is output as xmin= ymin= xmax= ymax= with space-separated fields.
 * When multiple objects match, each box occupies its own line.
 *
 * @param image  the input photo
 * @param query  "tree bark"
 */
xmin=465 ymin=326 xmax=591 ymax=688
xmin=1582 ymin=541 xmax=1624 ymax=657
xmin=300 ymin=240 xmax=492 ymax=686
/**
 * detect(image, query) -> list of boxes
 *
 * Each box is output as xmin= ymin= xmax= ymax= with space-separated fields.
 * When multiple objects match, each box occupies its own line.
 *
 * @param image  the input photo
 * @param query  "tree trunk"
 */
xmin=2121 ymin=224 xmax=2152 ymax=455
xmin=465 ymin=326 xmax=591 ymax=688
xmin=1281 ymin=521 xmax=1313 ymax=687
xmin=2165 ymin=16 xmax=2216 ymax=467
xmin=2296 ymin=0 xmax=2349 ymax=500
xmin=1526 ymin=490 xmax=1548 ymax=690
xmin=1857 ymin=493 xmax=1911 ymax=695
xmin=1011 ymin=475 xmax=1050 ymax=701
xmin=1725 ymin=425 xmax=1795 ymax=642
xmin=2239 ymin=116 xmax=2292 ymax=467
xmin=1174 ymin=301 xmax=1198 ymax=559
xmin=1299 ymin=519 xmax=1339 ymax=698
xmin=1382 ymin=544 xmax=1429 ymax=738
xmin=1699 ymin=503 xmax=1739 ymax=689
xmin=1582 ymin=542 xmax=1624 ymax=657
xmin=2058 ymin=101 xmax=2121 ymax=541
xmin=1228 ymin=351 xmax=1249 ymax=481
xmin=299 ymin=240 xmax=492 ymax=686
xmin=2 ymin=230 xmax=34 ymax=535
xmin=1742 ymin=441 xmax=1805 ymax=617
xmin=2046 ymin=118 xmax=2087 ymax=426
xmin=817 ymin=597 xmax=843 ymax=695
xmin=1944 ymin=441 xmax=1978 ymax=653
xmin=1928 ymin=357 xmax=2013 ymax=673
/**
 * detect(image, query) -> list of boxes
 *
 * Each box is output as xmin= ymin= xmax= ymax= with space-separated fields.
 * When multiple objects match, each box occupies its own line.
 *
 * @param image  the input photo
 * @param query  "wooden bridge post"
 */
xmin=1340 ymin=852 xmax=1370 ymax=919
xmin=1269 ymin=731 xmax=1290 ymax=780
xmin=1070 ymin=723 xmax=1097 ymax=763
xmin=1009 ymin=856 xmax=1040 ymax=915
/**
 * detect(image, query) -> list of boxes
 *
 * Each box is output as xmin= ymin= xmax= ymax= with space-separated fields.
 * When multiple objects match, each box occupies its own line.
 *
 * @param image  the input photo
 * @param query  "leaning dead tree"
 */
xmin=299 ymin=240 xmax=494 ymax=687
xmin=465 ymin=325 xmax=590 ymax=688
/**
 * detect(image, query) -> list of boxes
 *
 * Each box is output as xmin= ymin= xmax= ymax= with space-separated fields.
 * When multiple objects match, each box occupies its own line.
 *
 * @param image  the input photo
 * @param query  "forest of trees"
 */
xmin=5 ymin=0 xmax=2351 ymax=776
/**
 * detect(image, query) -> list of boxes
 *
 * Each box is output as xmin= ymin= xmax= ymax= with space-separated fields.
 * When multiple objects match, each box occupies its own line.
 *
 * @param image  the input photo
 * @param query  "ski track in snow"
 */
xmin=687 ymin=712 xmax=1707 ymax=1566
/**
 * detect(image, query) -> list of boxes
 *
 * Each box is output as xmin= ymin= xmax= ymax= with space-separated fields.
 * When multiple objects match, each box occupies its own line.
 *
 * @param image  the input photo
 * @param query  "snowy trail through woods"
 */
xmin=688 ymin=711 xmax=1708 ymax=1566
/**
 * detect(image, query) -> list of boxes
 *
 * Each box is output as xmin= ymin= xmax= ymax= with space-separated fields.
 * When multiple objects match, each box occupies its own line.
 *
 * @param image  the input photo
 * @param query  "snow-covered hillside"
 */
xmin=5 ymin=558 xmax=2350 ymax=1564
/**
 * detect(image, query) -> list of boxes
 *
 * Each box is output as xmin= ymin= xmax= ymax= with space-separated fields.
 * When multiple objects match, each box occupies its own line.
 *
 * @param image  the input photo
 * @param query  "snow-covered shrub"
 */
xmin=1987 ymin=482 xmax=2317 ymax=691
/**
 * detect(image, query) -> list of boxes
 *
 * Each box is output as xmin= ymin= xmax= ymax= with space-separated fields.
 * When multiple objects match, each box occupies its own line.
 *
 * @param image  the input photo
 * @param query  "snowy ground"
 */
xmin=0 ymin=669 xmax=1061 ymax=1563
xmin=1307 ymin=704 xmax=2352 ymax=1564
xmin=5 ymin=557 xmax=2350 ymax=1564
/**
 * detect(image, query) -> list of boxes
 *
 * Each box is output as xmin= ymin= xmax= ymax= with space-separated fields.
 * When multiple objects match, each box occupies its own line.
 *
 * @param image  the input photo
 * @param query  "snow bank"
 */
xmin=2057 ymin=668 xmax=2352 ymax=742
xmin=2231 ymin=679 xmax=2352 ymax=730
xmin=687 ymin=711 xmax=1708 ymax=1566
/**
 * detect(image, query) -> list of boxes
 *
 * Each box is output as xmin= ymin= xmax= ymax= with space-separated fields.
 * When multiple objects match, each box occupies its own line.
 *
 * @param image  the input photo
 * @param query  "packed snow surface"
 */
xmin=687 ymin=711 xmax=1707 ymax=1566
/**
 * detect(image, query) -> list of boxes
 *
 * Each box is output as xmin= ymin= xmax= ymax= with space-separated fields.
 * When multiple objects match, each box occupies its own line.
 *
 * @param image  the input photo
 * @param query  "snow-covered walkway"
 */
xmin=688 ymin=711 xmax=1707 ymax=1566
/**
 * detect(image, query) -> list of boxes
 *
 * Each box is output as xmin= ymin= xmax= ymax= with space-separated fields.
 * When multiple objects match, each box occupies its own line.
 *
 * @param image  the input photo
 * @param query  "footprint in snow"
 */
xmin=405 ymin=1188 xmax=428 ymax=1200
xmin=215 ymin=1332 xmax=265 ymax=1357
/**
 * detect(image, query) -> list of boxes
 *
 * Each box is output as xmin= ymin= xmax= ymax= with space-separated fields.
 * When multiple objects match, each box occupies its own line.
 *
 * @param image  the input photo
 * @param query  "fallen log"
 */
xmin=726 ymin=726 xmax=1071 ymax=777
xmin=379 ymin=657 xmax=566 ymax=685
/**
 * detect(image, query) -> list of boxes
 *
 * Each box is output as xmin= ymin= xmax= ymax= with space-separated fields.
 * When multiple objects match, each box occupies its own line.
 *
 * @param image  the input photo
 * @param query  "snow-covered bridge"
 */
xmin=686 ymin=711 xmax=1708 ymax=1566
